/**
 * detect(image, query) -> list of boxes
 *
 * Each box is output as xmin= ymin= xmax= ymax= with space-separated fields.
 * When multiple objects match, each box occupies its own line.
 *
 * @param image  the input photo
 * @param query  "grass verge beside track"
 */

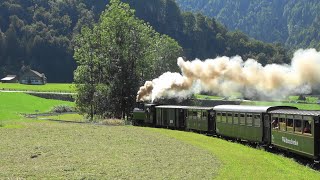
xmin=149 ymin=128 xmax=320 ymax=179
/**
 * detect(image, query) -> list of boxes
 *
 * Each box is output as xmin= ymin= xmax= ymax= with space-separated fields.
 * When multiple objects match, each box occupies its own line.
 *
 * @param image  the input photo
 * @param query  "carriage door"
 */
xmin=314 ymin=116 xmax=320 ymax=157
xmin=208 ymin=110 xmax=215 ymax=134
xmin=263 ymin=114 xmax=271 ymax=144
xmin=178 ymin=109 xmax=185 ymax=129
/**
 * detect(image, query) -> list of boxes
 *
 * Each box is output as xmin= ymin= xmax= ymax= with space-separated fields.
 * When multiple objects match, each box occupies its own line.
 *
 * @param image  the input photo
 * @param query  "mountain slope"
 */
xmin=175 ymin=0 xmax=320 ymax=50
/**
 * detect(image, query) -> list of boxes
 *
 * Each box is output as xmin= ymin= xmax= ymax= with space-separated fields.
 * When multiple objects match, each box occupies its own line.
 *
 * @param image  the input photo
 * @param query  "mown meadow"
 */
xmin=1 ymin=92 xmax=320 ymax=179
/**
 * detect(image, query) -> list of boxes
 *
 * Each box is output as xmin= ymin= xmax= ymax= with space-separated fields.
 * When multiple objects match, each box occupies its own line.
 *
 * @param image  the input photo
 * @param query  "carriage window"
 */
xmin=221 ymin=112 xmax=227 ymax=123
xmin=246 ymin=114 xmax=253 ymax=126
xmin=202 ymin=112 xmax=207 ymax=118
xmin=233 ymin=113 xmax=239 ymax=124
xmin=192 ymin=111 xmax=197 ymax=117
xmin=240 ymin=113 xmax=245 ymax=125
xmin=253 ymin=114 xmax=260 ymax=127
xmin=197 ymin=111 xmax=202 ymax=118
xmin=227 ymin=113 xmax=233 ymax=124
xmin=286 ymin=116 xmax=293 ymax=132
xmin=294 ymin=119 xmax=302 ymax=133
xmin=279 ymin=118 xmax=286 ymax=131
xmin=303 ymin=120 xmax=312 ymax=135
xmin=272 ymin=116 xmax=279 ymax=130
xmin=216 ymin=112 xmax=221 ymax=122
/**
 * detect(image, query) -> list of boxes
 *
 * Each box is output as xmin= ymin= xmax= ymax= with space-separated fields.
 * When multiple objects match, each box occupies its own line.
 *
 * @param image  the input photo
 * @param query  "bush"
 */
xmin=99 ymin=119 xmax=125 ymax=126
xmin=51 ymin=105 xmax=74 ymax=113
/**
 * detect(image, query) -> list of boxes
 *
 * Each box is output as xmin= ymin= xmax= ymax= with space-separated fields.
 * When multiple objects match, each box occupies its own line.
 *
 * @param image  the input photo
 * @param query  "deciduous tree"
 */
xmin=73 ymin=0 xmax=182 ymax=120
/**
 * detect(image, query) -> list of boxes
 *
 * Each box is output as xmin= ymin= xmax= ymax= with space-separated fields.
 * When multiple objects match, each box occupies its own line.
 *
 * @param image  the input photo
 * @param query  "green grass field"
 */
xmin=0 ymin=122 xmax=219 ymax=179
xmin=151 ymin=128 xmax=320 ymax=179
xmin=1 ymin=122 xmax=320 ymax=179
xmin=0 ymin=93 xmax=74 ymax=123
xmin=1 ymin=92 xmax=320 ymax=178
xmin=195 ymin=94 xmax=222 ymax=100
xmin=0 ymin=83 xmax=75 ymax=92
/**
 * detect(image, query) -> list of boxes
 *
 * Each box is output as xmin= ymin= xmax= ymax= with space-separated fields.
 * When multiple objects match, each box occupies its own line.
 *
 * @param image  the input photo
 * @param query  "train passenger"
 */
xmin=272 ymin=119 xmax=279 ymax=129
xmin=304 ymin=121 xmax=311 ymax=134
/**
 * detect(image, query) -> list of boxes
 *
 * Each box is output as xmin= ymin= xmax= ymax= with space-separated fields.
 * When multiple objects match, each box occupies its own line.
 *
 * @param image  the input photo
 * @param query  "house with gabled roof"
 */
xmin=19 ymin=69 xmax=47 ymax=85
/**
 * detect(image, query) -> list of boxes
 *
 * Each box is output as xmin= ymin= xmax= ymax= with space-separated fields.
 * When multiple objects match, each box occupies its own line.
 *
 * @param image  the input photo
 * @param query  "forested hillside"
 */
xmin=0 ymin=0 xmax=288 ymax=82
xmin=175 ymin=0 xmax=320 ymax=50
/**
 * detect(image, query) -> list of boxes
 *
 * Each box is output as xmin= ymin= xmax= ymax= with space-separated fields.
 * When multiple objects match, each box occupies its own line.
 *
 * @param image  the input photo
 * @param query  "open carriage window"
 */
xmin=286 ymin=115 xmax=293 ymax=132
xmin=272 ymin=115 xmax=279 ymax=130
xmin=303 ymin=120 xmax=312 ymax=135
xmin=279 ymin=117 xmax=286 ymax=131
xmin=294 ymin=119 xmax=302 ymax=133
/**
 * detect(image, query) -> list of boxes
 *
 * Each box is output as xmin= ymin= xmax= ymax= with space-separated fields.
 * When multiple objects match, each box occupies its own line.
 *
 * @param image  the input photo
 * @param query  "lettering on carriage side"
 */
xmin=282 ymin=137 xmax=298 ymax=146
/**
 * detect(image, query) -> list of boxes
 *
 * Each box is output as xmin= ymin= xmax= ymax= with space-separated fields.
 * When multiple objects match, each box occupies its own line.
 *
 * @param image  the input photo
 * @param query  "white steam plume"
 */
xmin=136 ymin=49 xmax=320 ymax=102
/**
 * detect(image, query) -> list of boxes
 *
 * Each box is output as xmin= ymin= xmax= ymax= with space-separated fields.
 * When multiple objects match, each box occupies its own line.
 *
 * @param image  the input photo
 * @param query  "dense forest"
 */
xmin=175 ymin=0 xmax=320 ymax=51
xmin=0 ymin=0 xmax=289 ymax=82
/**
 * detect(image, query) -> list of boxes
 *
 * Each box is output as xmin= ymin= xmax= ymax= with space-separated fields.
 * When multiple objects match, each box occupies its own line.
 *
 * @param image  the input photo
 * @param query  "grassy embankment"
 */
xmin=0 ymin=83 xmax=75 ymax=93
xmin=1 ymin=93 xmax=320 ymax=178
xmin=1 ymin=121 xmax=320 ymax=179
xmin=150 ymin=128 xmax=320 ymax=179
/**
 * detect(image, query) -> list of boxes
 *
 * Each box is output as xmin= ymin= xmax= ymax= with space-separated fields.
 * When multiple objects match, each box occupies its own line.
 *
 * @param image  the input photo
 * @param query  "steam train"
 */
xmin=132 ymin=103 xmax=320 ymax=161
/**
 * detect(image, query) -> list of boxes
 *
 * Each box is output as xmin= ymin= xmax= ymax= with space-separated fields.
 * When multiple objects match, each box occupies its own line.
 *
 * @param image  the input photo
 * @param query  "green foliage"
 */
xmin=74 ymin=0 xmax=182 ymax=119
xmin=0 ymin=0 xmax=292 ymax=84
xmin=176 ymin=0 xmax=320 ymax=51
xmin=0 ymin=0 xmax=97 ymax=82
xmin=51 ymin=105 xmax=74 ymax=113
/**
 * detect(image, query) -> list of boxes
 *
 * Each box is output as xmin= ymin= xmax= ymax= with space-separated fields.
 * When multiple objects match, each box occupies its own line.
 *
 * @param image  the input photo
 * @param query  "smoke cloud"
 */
xmin=136 ymin=49 xmax=320 ymax=102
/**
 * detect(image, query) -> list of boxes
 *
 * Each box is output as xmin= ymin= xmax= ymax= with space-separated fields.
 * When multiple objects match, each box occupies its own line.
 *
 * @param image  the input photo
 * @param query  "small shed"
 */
xmin=1 ymin=75 xmax=18 ymax=83
xmin=20 ymin=69 xmax=47 ymax=85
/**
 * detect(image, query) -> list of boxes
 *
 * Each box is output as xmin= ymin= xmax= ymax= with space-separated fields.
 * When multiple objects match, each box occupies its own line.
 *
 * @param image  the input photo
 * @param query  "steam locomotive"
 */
xmin=132 ymin=103 xmax=320 ymax=161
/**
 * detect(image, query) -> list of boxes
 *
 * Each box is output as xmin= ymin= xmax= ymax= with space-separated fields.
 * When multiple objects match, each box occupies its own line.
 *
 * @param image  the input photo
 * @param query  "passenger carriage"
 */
xmin=155 ymin=105 xmax=187 ymax=129
xmin=144 ymin=104 xmax=157 ymax=126
xmin=183 ymin=106 xmax=215 ymax=133
xmin=213 ymin=105 xmax=297 ymax=143
xmin=132 ymin=103 xmax=320 ymax=161
xmin=269 ymin=109 xmax=320 ymax=159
